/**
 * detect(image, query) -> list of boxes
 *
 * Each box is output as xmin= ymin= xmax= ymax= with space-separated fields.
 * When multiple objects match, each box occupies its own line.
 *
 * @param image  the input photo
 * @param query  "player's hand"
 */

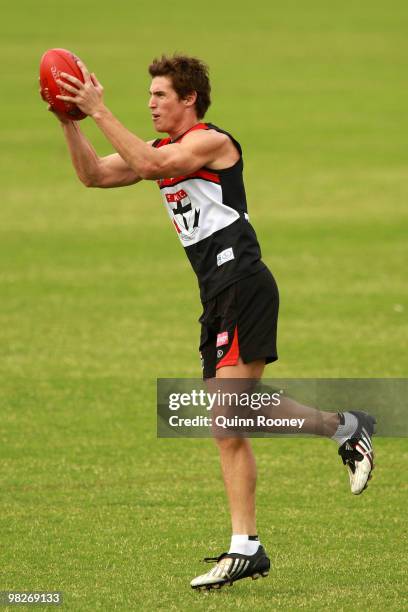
xmin=55 ymin=60 xmax=105 ymax=117
xmin=38 ymin=77 xmax=71 ymax=124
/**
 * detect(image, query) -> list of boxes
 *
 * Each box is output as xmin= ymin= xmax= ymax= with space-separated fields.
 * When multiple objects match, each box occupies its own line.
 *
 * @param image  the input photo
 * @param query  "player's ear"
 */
xmin=184 ymin=90 xmax=197 ymax=108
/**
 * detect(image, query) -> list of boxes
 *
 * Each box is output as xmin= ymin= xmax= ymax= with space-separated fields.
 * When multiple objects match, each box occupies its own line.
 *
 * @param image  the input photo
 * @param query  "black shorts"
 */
xmin=199 ymin=267 xmax=279 ymax=379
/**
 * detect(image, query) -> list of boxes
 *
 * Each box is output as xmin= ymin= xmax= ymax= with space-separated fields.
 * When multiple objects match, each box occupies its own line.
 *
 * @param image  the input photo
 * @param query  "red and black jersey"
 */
xmin=152 ymin=123 xmax=265 ymax=302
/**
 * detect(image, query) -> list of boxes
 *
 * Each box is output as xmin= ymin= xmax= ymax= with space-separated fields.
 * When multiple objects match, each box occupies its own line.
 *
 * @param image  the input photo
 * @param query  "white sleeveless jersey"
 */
xmin=153 ymin=123 xmax=265 ymax=302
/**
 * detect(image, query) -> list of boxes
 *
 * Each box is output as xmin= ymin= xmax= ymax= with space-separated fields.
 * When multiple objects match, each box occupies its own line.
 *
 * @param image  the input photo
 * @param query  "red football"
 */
xmin=40 ymin=48 xmax=87 ymax=121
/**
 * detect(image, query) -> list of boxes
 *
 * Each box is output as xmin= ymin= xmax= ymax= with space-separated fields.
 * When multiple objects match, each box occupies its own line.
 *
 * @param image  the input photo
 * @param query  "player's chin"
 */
xmin=152 ymin=118 xmax=166 ymax=133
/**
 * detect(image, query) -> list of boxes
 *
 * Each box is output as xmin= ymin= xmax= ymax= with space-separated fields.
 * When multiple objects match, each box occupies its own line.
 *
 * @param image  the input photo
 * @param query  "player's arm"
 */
xmin=55 ymin=63 xmax=236 ymax=180
xmin=40 ymin=79 xmax=140 ymax=188
xmin=59 ymin=121 xmax=145 ymax=188
xmin=150 ymin=130 xmax=235 ymax=178
xmin=87 ymin=113 xmax=230 ymax=180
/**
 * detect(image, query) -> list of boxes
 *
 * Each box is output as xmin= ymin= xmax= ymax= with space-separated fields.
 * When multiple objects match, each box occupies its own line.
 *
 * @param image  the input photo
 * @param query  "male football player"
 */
xmin=41 ymin=54 xmax=376 ymax=590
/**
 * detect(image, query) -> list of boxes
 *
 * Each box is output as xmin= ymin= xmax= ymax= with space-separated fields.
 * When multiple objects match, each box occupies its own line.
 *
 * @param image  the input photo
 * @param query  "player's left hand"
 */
xmin=56 ymin=60 xmax=105 ymax=117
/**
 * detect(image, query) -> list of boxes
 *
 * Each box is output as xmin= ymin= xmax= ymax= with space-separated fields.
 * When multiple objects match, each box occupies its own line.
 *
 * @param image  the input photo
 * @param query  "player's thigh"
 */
xmin=216 ymin=356 xmax=265 ymax=380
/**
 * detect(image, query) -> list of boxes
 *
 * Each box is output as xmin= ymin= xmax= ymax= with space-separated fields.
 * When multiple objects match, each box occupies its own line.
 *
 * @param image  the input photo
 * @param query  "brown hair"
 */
xmin=148 ymin=54 xmax=211 ymax=119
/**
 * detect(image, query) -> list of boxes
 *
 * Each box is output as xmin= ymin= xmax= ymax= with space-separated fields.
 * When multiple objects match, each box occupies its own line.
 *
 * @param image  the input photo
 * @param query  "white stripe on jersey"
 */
xmin=160 ymin=179 xmax=240 ymax=247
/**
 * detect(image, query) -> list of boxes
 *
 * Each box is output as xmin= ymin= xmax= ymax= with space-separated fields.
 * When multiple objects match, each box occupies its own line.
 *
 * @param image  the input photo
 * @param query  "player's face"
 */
xmin=149 ymin=76 xmax=188 ymax=133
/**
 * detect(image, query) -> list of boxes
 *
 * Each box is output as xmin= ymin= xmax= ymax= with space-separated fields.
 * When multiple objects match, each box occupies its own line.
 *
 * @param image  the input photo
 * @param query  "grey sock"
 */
xmin=332 ymin=412 xmax=358 ymax=446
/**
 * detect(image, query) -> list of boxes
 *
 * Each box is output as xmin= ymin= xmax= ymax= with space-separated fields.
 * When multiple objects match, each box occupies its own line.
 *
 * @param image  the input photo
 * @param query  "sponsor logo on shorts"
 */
xmin=217 ymin=349 xmax=224 ymax=359
xmin=216 ymin=331 xmax=229 ymax=347
xmin=217 ymin=247 xmax=234 ymax=267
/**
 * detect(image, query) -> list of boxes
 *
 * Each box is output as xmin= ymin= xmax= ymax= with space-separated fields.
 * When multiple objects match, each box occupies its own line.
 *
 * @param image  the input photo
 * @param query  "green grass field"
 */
xmin=1 ymin=0 xmax=408 ymax=609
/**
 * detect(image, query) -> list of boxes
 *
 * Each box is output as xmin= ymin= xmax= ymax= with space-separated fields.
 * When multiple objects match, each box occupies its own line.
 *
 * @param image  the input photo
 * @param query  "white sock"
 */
xmin=228 ymin=534 xmax=260 ymax=556
xmin=332 ymin=412 xmax=358 ymax=446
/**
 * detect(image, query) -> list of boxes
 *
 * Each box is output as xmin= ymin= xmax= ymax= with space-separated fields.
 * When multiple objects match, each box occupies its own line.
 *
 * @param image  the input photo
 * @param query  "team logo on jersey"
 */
xmin=165 ymin=189 xmax=200 ymax=241
xmin=217 ymin=247 xmax=235 ymax=267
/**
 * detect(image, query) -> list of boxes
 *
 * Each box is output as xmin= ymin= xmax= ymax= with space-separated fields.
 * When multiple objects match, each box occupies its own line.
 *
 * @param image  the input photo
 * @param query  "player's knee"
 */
xmin=214 ymin=436 xmax=248 ymax=453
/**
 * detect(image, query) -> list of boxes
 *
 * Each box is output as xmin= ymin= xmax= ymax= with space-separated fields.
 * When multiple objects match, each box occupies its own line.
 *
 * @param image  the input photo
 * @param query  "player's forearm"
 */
xmin=91 ymin=107 xmax=157 ymax=179
xmin=61 ymin=121 xmax=103 ymax=186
